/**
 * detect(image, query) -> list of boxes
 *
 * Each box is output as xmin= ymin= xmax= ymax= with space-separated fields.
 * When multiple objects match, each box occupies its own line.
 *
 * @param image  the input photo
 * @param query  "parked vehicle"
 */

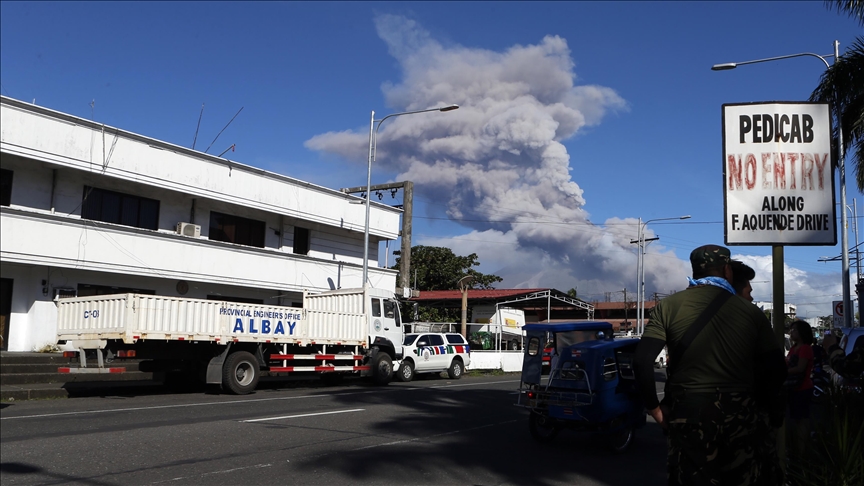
xmin=55 ymin=287 xmax=403 ymax=394
xmin=468 ymin=307 xmax=526 ymax=350
xmin=516 ymin=322 xmax=646 ymax=452
xmin=395 ymin=332 xmax=471 ymax=382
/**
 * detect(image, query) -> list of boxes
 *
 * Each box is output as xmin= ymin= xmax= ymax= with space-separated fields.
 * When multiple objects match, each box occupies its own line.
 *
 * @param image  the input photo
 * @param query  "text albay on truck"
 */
xmin=55 ymin=286 xmax=404 ymax=394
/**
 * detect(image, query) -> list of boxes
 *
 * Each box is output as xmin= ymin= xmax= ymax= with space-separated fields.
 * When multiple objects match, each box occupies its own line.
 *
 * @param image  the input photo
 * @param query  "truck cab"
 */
xmin=366 ymin=287 xmax=404 ymax=359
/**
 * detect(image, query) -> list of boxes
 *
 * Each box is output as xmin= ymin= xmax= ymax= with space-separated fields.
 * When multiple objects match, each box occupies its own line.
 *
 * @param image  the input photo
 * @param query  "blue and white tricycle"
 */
xmin=516 ymin=322 xmax=646 ymax=452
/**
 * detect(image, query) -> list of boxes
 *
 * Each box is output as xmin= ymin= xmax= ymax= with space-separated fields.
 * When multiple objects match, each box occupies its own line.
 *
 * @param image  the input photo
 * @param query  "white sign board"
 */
xmin=832 ymin=300 xmax=844 ymax=328
xmin=723 ymin=102 xmax=835 ymax=245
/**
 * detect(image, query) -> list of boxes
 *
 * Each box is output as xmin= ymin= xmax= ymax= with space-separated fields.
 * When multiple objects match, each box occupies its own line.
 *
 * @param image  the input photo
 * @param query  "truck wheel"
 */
xmin=508 ymin=340 xmax=518 ymax=350
xmin=447 ymin=358 xmax=463 ymax=379
xmin=371 ymin=353 xmax=392 ymax=385
xmin=222 ymin=351 xmax=260 ymax=395
xmin=529 ymin=412 xmax=559 ymax=443
xmin=397 ymin=360 xmax=415 ymax=382
xmin=605 ymin=427 xmax=635 ymax=453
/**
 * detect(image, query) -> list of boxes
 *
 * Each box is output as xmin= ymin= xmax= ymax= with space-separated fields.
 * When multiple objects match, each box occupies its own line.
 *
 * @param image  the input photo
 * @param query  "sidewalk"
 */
xmin=0 ymin=351 xmax=162 ymax=401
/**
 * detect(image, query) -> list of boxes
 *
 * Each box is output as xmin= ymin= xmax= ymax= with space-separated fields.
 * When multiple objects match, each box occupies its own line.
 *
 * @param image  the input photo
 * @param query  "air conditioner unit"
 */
xmin=176 ymin=222 xmax=201 ymax=237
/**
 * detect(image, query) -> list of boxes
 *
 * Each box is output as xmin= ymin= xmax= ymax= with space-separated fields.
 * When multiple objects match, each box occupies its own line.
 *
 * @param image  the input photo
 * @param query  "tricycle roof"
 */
xmin=523 ymin=322 xmax=613 ymax=333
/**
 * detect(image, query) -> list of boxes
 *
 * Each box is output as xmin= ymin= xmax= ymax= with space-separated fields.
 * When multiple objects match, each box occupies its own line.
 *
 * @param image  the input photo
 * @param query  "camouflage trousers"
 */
xmin=666 ymin=391 xmax=777 ymax=486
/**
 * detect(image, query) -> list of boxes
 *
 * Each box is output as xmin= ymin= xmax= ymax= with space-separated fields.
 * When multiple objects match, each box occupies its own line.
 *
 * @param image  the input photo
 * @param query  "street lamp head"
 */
xmin=711 ymin=63 xmax=737 ymax=71
xmin=439 ymin=104 xmax=460 ymax=112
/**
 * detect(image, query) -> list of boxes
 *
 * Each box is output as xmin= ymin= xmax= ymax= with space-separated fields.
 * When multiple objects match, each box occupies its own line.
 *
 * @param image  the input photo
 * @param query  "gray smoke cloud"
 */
xmin=305 ymin=14 xmax=691 ymax=298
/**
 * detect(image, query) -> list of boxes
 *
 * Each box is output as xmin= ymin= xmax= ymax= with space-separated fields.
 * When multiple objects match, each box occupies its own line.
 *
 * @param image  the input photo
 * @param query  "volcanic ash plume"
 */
xmin=306 ymin=14 xmax=690 ymax=296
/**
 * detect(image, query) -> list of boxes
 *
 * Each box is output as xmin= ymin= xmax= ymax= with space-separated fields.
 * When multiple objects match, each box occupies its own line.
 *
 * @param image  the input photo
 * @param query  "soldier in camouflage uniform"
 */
xmin=633 ymin=245 xmax=787 ymax=485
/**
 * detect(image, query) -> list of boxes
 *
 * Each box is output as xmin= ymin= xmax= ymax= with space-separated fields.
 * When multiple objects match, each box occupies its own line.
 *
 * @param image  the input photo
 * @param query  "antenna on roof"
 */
xmin=192 ymin=103 xmax=204 ymax=150
xmin=90 ymin=100 xmax=95 ymax=120
xmin=204 ymin=106 xmax=243 ymax=154
xmin=217 ymin=144 xmax=236 ymax=158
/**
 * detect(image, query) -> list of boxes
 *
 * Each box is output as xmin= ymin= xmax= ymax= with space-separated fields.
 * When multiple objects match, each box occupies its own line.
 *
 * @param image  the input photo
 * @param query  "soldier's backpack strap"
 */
xmin=668 ymin=290 xmax=734 ymax=378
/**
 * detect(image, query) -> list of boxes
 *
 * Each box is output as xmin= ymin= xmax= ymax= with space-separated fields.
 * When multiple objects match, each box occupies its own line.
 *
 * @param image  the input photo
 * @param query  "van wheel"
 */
xmin=222 ymin=351 xmax=259 ymax=395
xmin=447 ymin=359 xmax=463 ymax=379
xmin=397 ymin=360 xmax=415 ymax=382
xmin=371 ymin=353 xmax=392 ymax=385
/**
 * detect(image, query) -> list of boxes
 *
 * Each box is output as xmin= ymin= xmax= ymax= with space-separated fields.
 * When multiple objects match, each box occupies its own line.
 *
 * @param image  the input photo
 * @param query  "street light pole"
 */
xmin=712 ymin=41 xmax=850 ymax=328
xmin=633 ymin=215 xmax=690 ymax=335
xmin=362 ymin=104 xmax=459 ymax=289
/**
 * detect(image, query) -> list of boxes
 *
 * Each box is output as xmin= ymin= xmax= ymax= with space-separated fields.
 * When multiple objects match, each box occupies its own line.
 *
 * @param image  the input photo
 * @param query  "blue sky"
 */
xmin=1 ymin=1 xmax=860 ymax=317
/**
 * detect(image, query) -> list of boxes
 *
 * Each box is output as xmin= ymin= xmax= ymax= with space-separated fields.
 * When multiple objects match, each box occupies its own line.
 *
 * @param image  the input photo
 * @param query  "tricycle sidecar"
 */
xmin=516 ymin=322 xmax=646 ymax=452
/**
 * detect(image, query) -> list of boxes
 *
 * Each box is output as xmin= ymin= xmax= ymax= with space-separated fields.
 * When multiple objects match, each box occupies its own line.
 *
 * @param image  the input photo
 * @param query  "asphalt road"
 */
xmin=0 ymin=372 xmax=669 ymax=486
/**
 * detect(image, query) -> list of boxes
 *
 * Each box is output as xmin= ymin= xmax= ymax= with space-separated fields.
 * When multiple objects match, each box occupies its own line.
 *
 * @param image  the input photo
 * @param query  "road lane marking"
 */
xmin=0 ymin=378 xmax=519 ymax=420
xmin=241 ymin=408 xmax=364 ymax=423
xmin=149 ymin=463 xmax=272 ymax=484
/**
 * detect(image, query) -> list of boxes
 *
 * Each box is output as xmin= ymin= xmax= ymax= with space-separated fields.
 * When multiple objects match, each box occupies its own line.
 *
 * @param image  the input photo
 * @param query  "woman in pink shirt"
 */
xmin=786 ymin=319 xmax=814 ymax=455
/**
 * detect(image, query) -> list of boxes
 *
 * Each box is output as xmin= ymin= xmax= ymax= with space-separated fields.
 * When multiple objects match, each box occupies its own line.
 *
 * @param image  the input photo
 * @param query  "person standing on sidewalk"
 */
xmin=785 ymin=320 xmax=814 ymax=457
xmin=634 ymin=244 xmax=787 ymax=485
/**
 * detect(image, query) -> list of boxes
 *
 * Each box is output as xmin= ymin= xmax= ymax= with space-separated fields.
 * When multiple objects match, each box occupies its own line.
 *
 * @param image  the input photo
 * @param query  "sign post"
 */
xmin=723 ymin=102 xmax=834 ymax=345
xmin=832 ymin=300 xmax=844 ymax=328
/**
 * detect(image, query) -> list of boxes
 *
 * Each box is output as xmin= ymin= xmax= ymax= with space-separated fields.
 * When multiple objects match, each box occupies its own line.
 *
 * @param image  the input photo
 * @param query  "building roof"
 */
xmin=411 ymin=289 xmax=549 ymax=301
xmin=591 ymin=301 xmax=657 ymax=310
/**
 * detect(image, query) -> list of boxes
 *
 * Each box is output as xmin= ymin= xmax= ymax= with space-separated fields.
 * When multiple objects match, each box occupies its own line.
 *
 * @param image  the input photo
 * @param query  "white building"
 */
xmin=0 ymin=96 xmax=401 ymax=352
xmin=754 ymin=301 xmax=797 ymax=318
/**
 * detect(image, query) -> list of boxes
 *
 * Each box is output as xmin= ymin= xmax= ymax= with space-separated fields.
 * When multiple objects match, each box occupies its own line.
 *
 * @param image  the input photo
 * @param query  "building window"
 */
xmin=0 ymin=169 xmax=12 ymax=206
xmin=207 ymin=295 xmax=264 ymax=305
xmin=209 ymin=211 xmax=265 ymax=248
xmin=77 ymin=284 xmax=156 ymax=297
xmin=293 ymin=226 xmax=310 ymax=255
xmin=81 ymin=186 xmax=160 ymax=230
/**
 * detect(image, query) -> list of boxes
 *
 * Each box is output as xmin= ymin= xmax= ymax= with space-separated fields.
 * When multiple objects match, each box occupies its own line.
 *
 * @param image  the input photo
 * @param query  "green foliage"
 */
xmin=787 ymin=385 xmax=864 ymax=485
xmin=413 ymin=305 xmax=460 ymax=323
xmin=394 ymin=245 xmax=502 ymax=324
xmin=813 ymin=3 xmax=864 ymax=191
xmin=392 ymin=245 xmax=503 ymax=290
xmin=566 ymin=287 xmax=578 ymax=298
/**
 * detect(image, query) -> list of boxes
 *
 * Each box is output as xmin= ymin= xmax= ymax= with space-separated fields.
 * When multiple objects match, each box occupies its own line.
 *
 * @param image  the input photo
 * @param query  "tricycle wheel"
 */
xmin=605 ymin=427 xmax=635 ymax=453
xmin=528 ymin=411 xmax=559 ymax=443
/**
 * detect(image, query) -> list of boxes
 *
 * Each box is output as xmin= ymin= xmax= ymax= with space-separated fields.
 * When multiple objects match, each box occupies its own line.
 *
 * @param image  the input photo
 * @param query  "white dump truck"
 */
xmin=55 ymin=287 xmax=404 ymax=394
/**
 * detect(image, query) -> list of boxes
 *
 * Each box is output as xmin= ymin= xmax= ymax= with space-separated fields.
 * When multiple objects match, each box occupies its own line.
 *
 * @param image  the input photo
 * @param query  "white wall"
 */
xmin=0 ymin=97 xmax=401 ymax=240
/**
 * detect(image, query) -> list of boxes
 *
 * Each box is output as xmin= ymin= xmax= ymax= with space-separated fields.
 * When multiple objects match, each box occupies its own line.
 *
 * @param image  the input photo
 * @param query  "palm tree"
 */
xmin=810 ymin=1 xmax=864 ymax=191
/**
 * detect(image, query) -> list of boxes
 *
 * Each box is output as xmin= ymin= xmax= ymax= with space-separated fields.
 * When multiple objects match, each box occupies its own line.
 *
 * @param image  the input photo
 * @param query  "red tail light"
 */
xmin=117 ymin=350 xmax=136 ymax=358
xmin=63 ymin=351 xmax=77 ymax=358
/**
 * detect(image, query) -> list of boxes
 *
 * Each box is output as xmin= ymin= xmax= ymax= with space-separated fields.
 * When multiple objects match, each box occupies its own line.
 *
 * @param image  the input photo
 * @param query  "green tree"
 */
xmin=391 ymin=245 xmax=503 ymax=291
xmin=392 ymin=245 xmax=503 ymax=323
xmin=811 ymin=1 xmax=864 ymax=190
xmin=567 ymin=288 xmax=578 ymax=298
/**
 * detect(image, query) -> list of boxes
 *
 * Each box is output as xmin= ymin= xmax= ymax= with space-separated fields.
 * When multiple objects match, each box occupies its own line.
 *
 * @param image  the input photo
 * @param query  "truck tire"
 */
xmin=447 ymin=358 xmax=463 ymax=379
xmin=397 ymin=359 xmax=415 ymax=382
xmin=222 ymin=351 xmax=260 ymax=395
xmin=371 ymin=353 xmax=392 ymax=385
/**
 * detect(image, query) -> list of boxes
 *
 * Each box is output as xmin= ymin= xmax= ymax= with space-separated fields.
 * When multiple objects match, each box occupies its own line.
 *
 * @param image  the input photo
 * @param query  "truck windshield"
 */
xmin=403 ymin=335 xmax=418 ymax=346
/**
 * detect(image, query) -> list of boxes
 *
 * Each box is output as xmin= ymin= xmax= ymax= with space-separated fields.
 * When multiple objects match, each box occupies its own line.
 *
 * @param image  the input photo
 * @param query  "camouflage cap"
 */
xmin=690 ymin=244 xmax=731 ymax=271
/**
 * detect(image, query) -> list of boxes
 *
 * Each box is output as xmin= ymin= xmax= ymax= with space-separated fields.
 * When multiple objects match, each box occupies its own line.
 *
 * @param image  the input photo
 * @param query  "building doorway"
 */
xmin=0 ymin=278 xmax=12 ymax=350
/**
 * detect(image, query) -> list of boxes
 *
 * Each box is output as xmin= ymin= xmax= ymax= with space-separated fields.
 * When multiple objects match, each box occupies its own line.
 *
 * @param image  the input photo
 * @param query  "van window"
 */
xmin=370 ymin=298 xmax=382 ymax=317
xmin=446 ymin=334 xmax=466 ymax=345
xmin=428 ymin=335 xmax=445 ymax=346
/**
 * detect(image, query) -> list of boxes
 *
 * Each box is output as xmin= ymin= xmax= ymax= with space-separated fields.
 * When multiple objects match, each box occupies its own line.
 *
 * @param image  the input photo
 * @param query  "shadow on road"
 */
xmin=288 ymin=375 xmax=668 ymax=486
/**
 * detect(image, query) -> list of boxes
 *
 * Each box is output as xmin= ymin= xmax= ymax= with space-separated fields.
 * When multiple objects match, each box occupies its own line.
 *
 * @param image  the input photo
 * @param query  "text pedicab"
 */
xmin=515 ymin=322 xmax=646 ymax=452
